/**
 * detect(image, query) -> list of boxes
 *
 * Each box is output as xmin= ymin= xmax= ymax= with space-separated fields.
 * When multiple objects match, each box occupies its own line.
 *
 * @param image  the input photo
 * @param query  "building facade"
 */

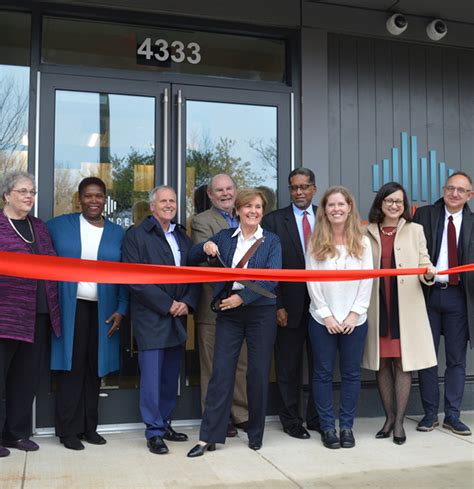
xmin=1 ymin=0 xmax=473 ymax=432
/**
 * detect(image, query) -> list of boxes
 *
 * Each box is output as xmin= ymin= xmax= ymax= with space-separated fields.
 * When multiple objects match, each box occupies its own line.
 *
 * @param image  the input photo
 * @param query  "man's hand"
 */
xmin=106 ymin=312 xmax=124 ymax=337
xmin=277 ymin=308 xmax=288 ymax=327
xmin=169 ymin=301 xmax=189 ymax=317
xmin=219 ymin=294 xmax=244 ymax=311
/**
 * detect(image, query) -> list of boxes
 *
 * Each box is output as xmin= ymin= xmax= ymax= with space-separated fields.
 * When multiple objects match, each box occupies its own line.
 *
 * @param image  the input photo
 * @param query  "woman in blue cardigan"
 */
xmin=187 ymin=188 xmax=281 ymax=457
xmin=47 ymin=177 xmax=128 ymax=451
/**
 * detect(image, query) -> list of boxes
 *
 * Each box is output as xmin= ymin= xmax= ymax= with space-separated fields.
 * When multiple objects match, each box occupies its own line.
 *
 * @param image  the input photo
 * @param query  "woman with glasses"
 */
xmin=306 ymin=186 xmax=373 ymax=449
xmin=363 ymin=182 xmax=437 ymax=445
xmin=0 ymin=171 xmax=61 ymax=457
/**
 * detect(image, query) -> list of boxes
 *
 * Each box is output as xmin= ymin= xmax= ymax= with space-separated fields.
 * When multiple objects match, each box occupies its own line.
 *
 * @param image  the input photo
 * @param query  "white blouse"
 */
xmin=306 ymin=236 xmax=373 ymax=326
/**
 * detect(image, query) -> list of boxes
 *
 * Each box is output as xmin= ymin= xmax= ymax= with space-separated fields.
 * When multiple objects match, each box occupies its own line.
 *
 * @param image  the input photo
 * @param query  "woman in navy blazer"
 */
xmin=187 ymin=188 xmax=281 ymax=457
xmin=47 ymin=177 xmax=128 ymax=451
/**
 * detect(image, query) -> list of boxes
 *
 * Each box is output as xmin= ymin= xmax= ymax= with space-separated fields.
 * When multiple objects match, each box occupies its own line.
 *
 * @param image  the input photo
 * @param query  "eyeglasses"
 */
xmin=288 ymin=184 xmax=315 ymax=192
xmin=12 ymin=188 xmax=37 ymax=196
xmin=383 ymin=198 xmax=404 ymax=207
xmin=444 ymin=185 xmax=471 ymax=196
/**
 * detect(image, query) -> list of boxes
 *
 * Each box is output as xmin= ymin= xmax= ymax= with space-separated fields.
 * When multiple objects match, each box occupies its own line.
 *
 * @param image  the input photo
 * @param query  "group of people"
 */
xmin=0 ymin=167 xmax=472 ymax=459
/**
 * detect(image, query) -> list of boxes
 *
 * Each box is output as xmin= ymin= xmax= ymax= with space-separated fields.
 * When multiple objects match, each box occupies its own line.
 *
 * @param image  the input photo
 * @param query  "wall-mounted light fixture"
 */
xmin=426 ymin=19 xmax=448 ymax=41
xmin=386 ymin=13 xmax=408 ymax=36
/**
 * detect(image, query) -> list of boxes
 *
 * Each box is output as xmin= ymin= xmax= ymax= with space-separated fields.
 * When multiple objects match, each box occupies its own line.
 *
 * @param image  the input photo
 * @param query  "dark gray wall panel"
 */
xmin=327 ymin=34 xmax=474 ymax=219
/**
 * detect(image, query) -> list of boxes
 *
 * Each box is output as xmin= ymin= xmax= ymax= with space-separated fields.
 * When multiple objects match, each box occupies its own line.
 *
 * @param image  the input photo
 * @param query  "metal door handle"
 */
xmin=162 ymin=88 xmax=169 ymax=184
xmin=176 ymin=89 xmax=183 ymax=216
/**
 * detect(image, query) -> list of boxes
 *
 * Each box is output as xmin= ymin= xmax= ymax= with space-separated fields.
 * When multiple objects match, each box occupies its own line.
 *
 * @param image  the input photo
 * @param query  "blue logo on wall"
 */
xmin=372 ymin=132 xmax=454 ymax=204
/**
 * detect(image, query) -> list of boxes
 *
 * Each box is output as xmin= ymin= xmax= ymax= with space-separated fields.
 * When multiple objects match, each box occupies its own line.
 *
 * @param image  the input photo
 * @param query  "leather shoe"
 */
xmin=147 ymin=436 xmax=169 ymax=454
xmin=248 ymin=441 xmax=262 ymax=451
xmin=0 ymin=445 xmax=10 ymax=457
xmin=3 ymin=438 xmax=39 ymax=451
xmin=81 ymin=432 xmax=107 ymax=445
xmin=163 ymin=426 xmax=188 ymax=442
xmin=393 ymin=427 xmax=406 ymax=445
xmin=375 ymin=423 xmax=393 ymax=439
xmin=187 ymin=442 xmax=216 ymax=458
xmin=60 ymin=436 xmax=85 ymax=450
xmin=235 ymin=421 xmax=249 ymax=432
xmin=340 ymin=429 xmax=355 ymax=448
xmin=284 ymin=424 xmax=310 ymax=439
xmin=226 ymin=422 xmax=238 ymax=438
xmin=321 ymin=430 xmax=340 ymax=449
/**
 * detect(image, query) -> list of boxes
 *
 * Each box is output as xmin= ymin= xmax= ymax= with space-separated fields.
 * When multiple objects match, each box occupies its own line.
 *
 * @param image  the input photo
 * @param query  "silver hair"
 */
xmin=1 ymin=170 xmax=36 ymax=201
xmin=209 ymin=173 xmax=237 ymax=192
xmin=148 ymin=185 xmax=176 ymax=203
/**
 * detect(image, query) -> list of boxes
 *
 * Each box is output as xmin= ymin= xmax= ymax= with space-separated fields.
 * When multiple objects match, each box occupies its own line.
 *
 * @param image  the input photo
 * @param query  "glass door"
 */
xmin=36 ymin=74 xmax=169 ymax=429
xmin=172 ymin=85 xmax=291 ymax=418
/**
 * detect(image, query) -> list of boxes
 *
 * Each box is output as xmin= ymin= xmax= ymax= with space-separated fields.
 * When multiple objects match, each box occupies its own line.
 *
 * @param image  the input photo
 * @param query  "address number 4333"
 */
xmin=137 ymin=38 xmax=201 ymax=65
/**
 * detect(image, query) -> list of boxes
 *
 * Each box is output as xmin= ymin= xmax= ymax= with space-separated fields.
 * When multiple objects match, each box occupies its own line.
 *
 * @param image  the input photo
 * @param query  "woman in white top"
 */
xmin=306 ymin=186 xmax=373 ymax=449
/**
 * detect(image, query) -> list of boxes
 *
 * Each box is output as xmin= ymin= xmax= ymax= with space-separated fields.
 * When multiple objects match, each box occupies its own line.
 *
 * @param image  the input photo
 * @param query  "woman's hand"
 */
xmin=106 ymin=312 xmax=123 ymax=337
xmin=203 ymin=241 xmax=219 ymax=257
xmin=424 ymin=265 xmax=436 ymax=282
xmin=341 ymin=312 xmax=359 ymax=335
xmin=323 ymin=316 xmax=343 ymax=334
xmin=219 ymin=294 xmax=244 ymax=311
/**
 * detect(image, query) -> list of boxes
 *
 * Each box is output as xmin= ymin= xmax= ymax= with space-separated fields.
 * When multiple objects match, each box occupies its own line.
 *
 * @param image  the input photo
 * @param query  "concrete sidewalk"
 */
xmin=1 ymin=413 xmax=473 ymax=488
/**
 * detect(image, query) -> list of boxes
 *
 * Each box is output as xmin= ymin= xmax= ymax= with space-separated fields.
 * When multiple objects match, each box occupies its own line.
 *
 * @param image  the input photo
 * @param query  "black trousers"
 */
xmin=0 ymin=313 xmax=50 ymax=441
xmin=55 ymin=300 xmax=100 ymax=438
xmin=275 ymin=313 xmax=319 ymax=429
xmin=200 ymin=305 xmax=276 ymax=445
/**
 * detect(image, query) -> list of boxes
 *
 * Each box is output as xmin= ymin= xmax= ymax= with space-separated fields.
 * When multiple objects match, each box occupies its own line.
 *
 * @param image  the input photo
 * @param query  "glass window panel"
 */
xmin=0 ymin=12 xmax=30 ymax=177
xmin=42 ymin=17 xmax=286 ymax=82
xmin=53 ymin=90 xmax=155 ymax=229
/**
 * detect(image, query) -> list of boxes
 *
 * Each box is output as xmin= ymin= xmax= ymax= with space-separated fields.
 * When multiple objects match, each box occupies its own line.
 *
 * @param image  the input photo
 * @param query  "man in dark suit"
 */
xmin=262 ymin=167 xmax=320 ymax=439
xmin=413 ymin=171 xmax=473 ymax=436
xmin=191 ymin=174 xmax=248 ymax=436
xmin=122 ymin=185 xmax=200 ymax=454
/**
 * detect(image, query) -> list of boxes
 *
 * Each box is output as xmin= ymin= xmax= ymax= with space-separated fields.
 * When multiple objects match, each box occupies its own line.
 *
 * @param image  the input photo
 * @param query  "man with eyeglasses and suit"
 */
xmin=262 ymin=168 xmax=320 ymax=439
xmin=413 ymin=171 xmax=473 ymax=436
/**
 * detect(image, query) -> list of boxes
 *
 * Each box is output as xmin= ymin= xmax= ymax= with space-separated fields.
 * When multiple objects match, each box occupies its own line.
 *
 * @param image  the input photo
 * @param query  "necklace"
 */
xmin=3 ymin=210 xmax=35 ymax=244
xmin=380 ymin=225 xmax=397 ymax=237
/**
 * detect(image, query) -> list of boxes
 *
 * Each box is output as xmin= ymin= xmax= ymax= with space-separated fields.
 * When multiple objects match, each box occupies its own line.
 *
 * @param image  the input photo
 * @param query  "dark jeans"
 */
xmin=55 ymin=300 xmax=100 ymax=439
xmin=308 ymin=317 xmax=368 ymax=432
xmin=138 ymin=345 xmax=182 ymax=440
xmin=200 ymin=305 xmax=276 ymax=445
xmin=418 ymin=286 xmax=469 ymax=419
xmin=0 ymin=314 xmax=50 ymax=441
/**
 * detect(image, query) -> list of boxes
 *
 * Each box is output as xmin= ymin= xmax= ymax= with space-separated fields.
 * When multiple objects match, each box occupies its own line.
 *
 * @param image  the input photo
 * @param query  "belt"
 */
xmin=433 ymin=282 xmax=459 ymax=289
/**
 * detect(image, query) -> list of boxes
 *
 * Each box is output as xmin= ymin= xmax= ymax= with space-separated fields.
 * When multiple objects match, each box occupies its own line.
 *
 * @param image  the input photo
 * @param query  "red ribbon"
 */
xmin=0 ymin=251 xmax=472 ymax=285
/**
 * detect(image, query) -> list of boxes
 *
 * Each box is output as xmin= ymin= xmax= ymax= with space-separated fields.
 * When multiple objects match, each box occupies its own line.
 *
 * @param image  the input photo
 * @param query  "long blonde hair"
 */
xmin=310 ymin=186 xmax=364 ymax=260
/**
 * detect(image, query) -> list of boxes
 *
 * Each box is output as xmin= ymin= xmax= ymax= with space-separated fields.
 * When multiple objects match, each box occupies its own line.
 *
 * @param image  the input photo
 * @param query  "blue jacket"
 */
xmin=122 ymin=216 xmax=200 ymax=350
xmin=47 ymin=213 xmax=129 ymax=377
xmin=189 ymin=228 xmax=281 ymax=306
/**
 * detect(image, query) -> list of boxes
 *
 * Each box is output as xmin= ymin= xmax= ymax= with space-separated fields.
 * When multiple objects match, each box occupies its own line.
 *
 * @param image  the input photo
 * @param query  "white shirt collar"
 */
xmin=292 ymin=203 xmax=314 ymax=217
xmin=444 ymin=207 xmax=463 ymax=220
xmin=231 ymin=224 xmax=263 ymax=240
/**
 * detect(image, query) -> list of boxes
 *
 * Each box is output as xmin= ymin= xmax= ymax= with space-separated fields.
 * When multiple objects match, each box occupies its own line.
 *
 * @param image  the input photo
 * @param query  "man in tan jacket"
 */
xmin=191 ymin=174 xmax=248 ymax=436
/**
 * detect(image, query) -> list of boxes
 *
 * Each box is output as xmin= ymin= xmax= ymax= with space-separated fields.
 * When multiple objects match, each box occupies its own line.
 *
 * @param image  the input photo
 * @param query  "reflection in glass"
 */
xmin=53 ymin=90 xmax=155 ymax=228
xmin=0 ymin=66 xmax=29 ymax=176
xmin=186 ymin=100 xmax=278 ymax=227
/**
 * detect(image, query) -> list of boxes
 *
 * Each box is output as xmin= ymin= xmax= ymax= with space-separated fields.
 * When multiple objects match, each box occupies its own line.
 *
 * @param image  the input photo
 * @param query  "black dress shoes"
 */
xmin=187 ymin=443 xmax=216 ymax=458
xmin=321 ymin=430 xmax=340 ymax=449
xmin=227 ymin=422 xmax=238 ymax=438
xmin=81 ymin=432 xmax=107 ymax=445
xmin=340 ymin=429 xmax=355 ymax=448
xmin=147 ymin=436 xmax=169 ymax=454
xmin=163 ymin=426 xmax=189 ymax=442
xmin=393 ymin=427 xmax=406 ymax=445
xmin=248 ymin=441 xmax=262 ymax=451
xmin=60 ymin=436 xmax=85 ymax=451
xmin=284 ymin=424 xmax=310 ymax=439
xmin=375 ymin=425 xmax=394 ymax=439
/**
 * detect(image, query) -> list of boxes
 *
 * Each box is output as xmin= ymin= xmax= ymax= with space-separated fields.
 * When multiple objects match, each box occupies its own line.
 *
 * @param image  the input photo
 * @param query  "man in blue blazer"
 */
xmin=262 ymin=168 xmax=320 ymax=439
xmin=122 ymin=185 xmax=200 ymax=454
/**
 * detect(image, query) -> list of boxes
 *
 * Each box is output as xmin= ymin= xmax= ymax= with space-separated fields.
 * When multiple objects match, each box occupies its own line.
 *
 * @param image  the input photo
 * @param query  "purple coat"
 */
xmin=0 ymin=211 xmax=61 ymax=342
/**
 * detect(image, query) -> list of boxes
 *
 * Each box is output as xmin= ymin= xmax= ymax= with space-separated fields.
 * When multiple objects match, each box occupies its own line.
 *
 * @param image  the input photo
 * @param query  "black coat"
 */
xmin=262 ymin=204 xmax=317 ymax=328
xmin=413 ymin=198 xmax=474 ymax=346
xmin=122 ymin=216 xmax=200 ymax=350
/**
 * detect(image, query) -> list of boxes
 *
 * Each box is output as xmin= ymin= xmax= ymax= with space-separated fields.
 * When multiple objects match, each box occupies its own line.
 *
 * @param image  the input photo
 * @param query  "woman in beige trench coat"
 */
xmin=362 ymin=182 xmax=437 ymax=445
